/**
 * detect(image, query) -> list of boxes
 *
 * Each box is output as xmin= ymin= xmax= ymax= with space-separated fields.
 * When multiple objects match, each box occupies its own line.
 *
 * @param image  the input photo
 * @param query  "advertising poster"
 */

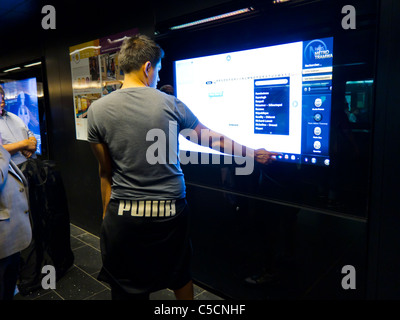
xmin=69 ymin=28 xmax=138 ymax=140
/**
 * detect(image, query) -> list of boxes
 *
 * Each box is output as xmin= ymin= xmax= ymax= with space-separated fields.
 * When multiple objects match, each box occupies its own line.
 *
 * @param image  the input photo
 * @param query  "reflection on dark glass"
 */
xmin=186 ymin=184 xmax=367 ymax=299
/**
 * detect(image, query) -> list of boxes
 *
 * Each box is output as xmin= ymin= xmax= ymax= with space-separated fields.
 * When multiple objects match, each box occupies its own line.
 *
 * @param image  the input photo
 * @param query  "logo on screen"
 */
xmin=303 ymin=39 xmax=333 ymax=65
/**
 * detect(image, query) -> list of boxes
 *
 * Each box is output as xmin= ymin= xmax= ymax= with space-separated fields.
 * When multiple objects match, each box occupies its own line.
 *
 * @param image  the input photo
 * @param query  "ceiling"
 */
xmin=0 ymin=0 xmax=39 ymax=29
xmin=0 ymin=0 xmax=330 ymax=41
xmin=0 ymin=0 xmax=286 ymax=30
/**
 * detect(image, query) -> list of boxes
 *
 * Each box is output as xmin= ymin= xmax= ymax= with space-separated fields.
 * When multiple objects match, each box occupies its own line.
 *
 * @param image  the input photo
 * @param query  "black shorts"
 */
xmin=97 ymin=198 xmax=192 ymax=295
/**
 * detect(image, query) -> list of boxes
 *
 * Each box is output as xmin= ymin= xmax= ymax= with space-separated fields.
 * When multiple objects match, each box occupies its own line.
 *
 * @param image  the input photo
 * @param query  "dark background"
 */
xmin=0 ymin=0 xmax=399 ymax=299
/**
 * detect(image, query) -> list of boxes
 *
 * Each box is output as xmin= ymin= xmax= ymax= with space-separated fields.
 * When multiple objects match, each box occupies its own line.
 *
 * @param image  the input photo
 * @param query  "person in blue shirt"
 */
xmin=0 ymin=142 xmax=32 ymax=300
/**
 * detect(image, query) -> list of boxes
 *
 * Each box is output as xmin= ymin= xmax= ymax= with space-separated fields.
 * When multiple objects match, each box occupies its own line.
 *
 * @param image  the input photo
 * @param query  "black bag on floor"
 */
xmin=17 ymin=158 xmax=74 ymax=295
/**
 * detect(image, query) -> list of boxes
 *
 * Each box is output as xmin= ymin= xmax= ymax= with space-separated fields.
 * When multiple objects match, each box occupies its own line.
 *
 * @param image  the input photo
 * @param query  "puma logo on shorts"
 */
xmin=117 ymin=200 xmax=177 ymax=217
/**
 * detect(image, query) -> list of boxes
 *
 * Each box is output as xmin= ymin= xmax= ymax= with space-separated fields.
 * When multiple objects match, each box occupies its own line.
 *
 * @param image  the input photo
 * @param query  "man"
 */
xmin=0 ymin=85 xmax=37 ymax=166
xmin=0 ymin=141 xmax=32 ymax=300
xmin=87 ymin=34 xmax=278 ymax=300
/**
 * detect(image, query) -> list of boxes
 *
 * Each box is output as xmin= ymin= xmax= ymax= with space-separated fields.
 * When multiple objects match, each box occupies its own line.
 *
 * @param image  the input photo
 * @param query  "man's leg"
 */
xmin=173 ymin=280 xmax=194 ymax=300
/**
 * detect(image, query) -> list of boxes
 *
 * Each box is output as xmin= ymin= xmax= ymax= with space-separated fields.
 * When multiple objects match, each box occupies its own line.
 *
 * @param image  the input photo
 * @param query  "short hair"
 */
xmin=118 ymin=34 xmax=164 ymax=74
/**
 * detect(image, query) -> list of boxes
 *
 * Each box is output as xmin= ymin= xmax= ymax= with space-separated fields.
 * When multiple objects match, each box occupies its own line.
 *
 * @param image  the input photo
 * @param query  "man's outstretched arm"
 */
xmin=193 ymin=122 xmax=279 ymax=165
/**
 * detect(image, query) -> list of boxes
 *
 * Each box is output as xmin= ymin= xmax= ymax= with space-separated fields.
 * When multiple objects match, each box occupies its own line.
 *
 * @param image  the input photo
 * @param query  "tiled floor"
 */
xmin=14 ymin=224 xmax=224 ymax=301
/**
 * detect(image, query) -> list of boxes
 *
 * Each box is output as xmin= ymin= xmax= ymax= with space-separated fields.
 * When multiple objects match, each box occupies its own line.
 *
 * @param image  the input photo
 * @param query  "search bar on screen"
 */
xmin=255 ymin=79 xmax=289 ymax=86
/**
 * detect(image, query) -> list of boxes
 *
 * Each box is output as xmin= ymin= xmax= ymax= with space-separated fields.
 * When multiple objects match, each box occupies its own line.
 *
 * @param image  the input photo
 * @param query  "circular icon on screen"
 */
xmin=314 ymin=113 xmax=322 ymax=122
xmin=314 ymin=98 xmax=322 ymax=107
xmin=314 ymin=127 xmax=322 ymax=136
xmin=313 ymin=141 xmax=321 ymax=150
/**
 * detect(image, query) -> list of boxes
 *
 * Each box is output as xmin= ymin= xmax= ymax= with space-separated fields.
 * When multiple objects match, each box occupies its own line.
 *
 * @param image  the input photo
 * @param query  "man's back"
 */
xmin=87 ymin=87 xmax=198 ymax=200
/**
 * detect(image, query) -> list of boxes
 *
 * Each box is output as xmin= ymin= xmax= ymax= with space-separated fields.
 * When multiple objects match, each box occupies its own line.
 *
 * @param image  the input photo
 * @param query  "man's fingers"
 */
xmin=254 ymin=150 xmax=282 ymax=164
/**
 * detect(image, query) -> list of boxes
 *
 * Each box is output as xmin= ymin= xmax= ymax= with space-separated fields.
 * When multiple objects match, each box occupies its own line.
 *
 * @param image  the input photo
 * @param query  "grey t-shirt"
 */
xmin=87 ymin=87 xmax=199 ymax=200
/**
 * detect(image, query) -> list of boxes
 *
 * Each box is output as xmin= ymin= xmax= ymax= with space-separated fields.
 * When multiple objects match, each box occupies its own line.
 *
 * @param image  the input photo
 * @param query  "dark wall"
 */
xmin=367 ymin=0 xmax=400 ymax=299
